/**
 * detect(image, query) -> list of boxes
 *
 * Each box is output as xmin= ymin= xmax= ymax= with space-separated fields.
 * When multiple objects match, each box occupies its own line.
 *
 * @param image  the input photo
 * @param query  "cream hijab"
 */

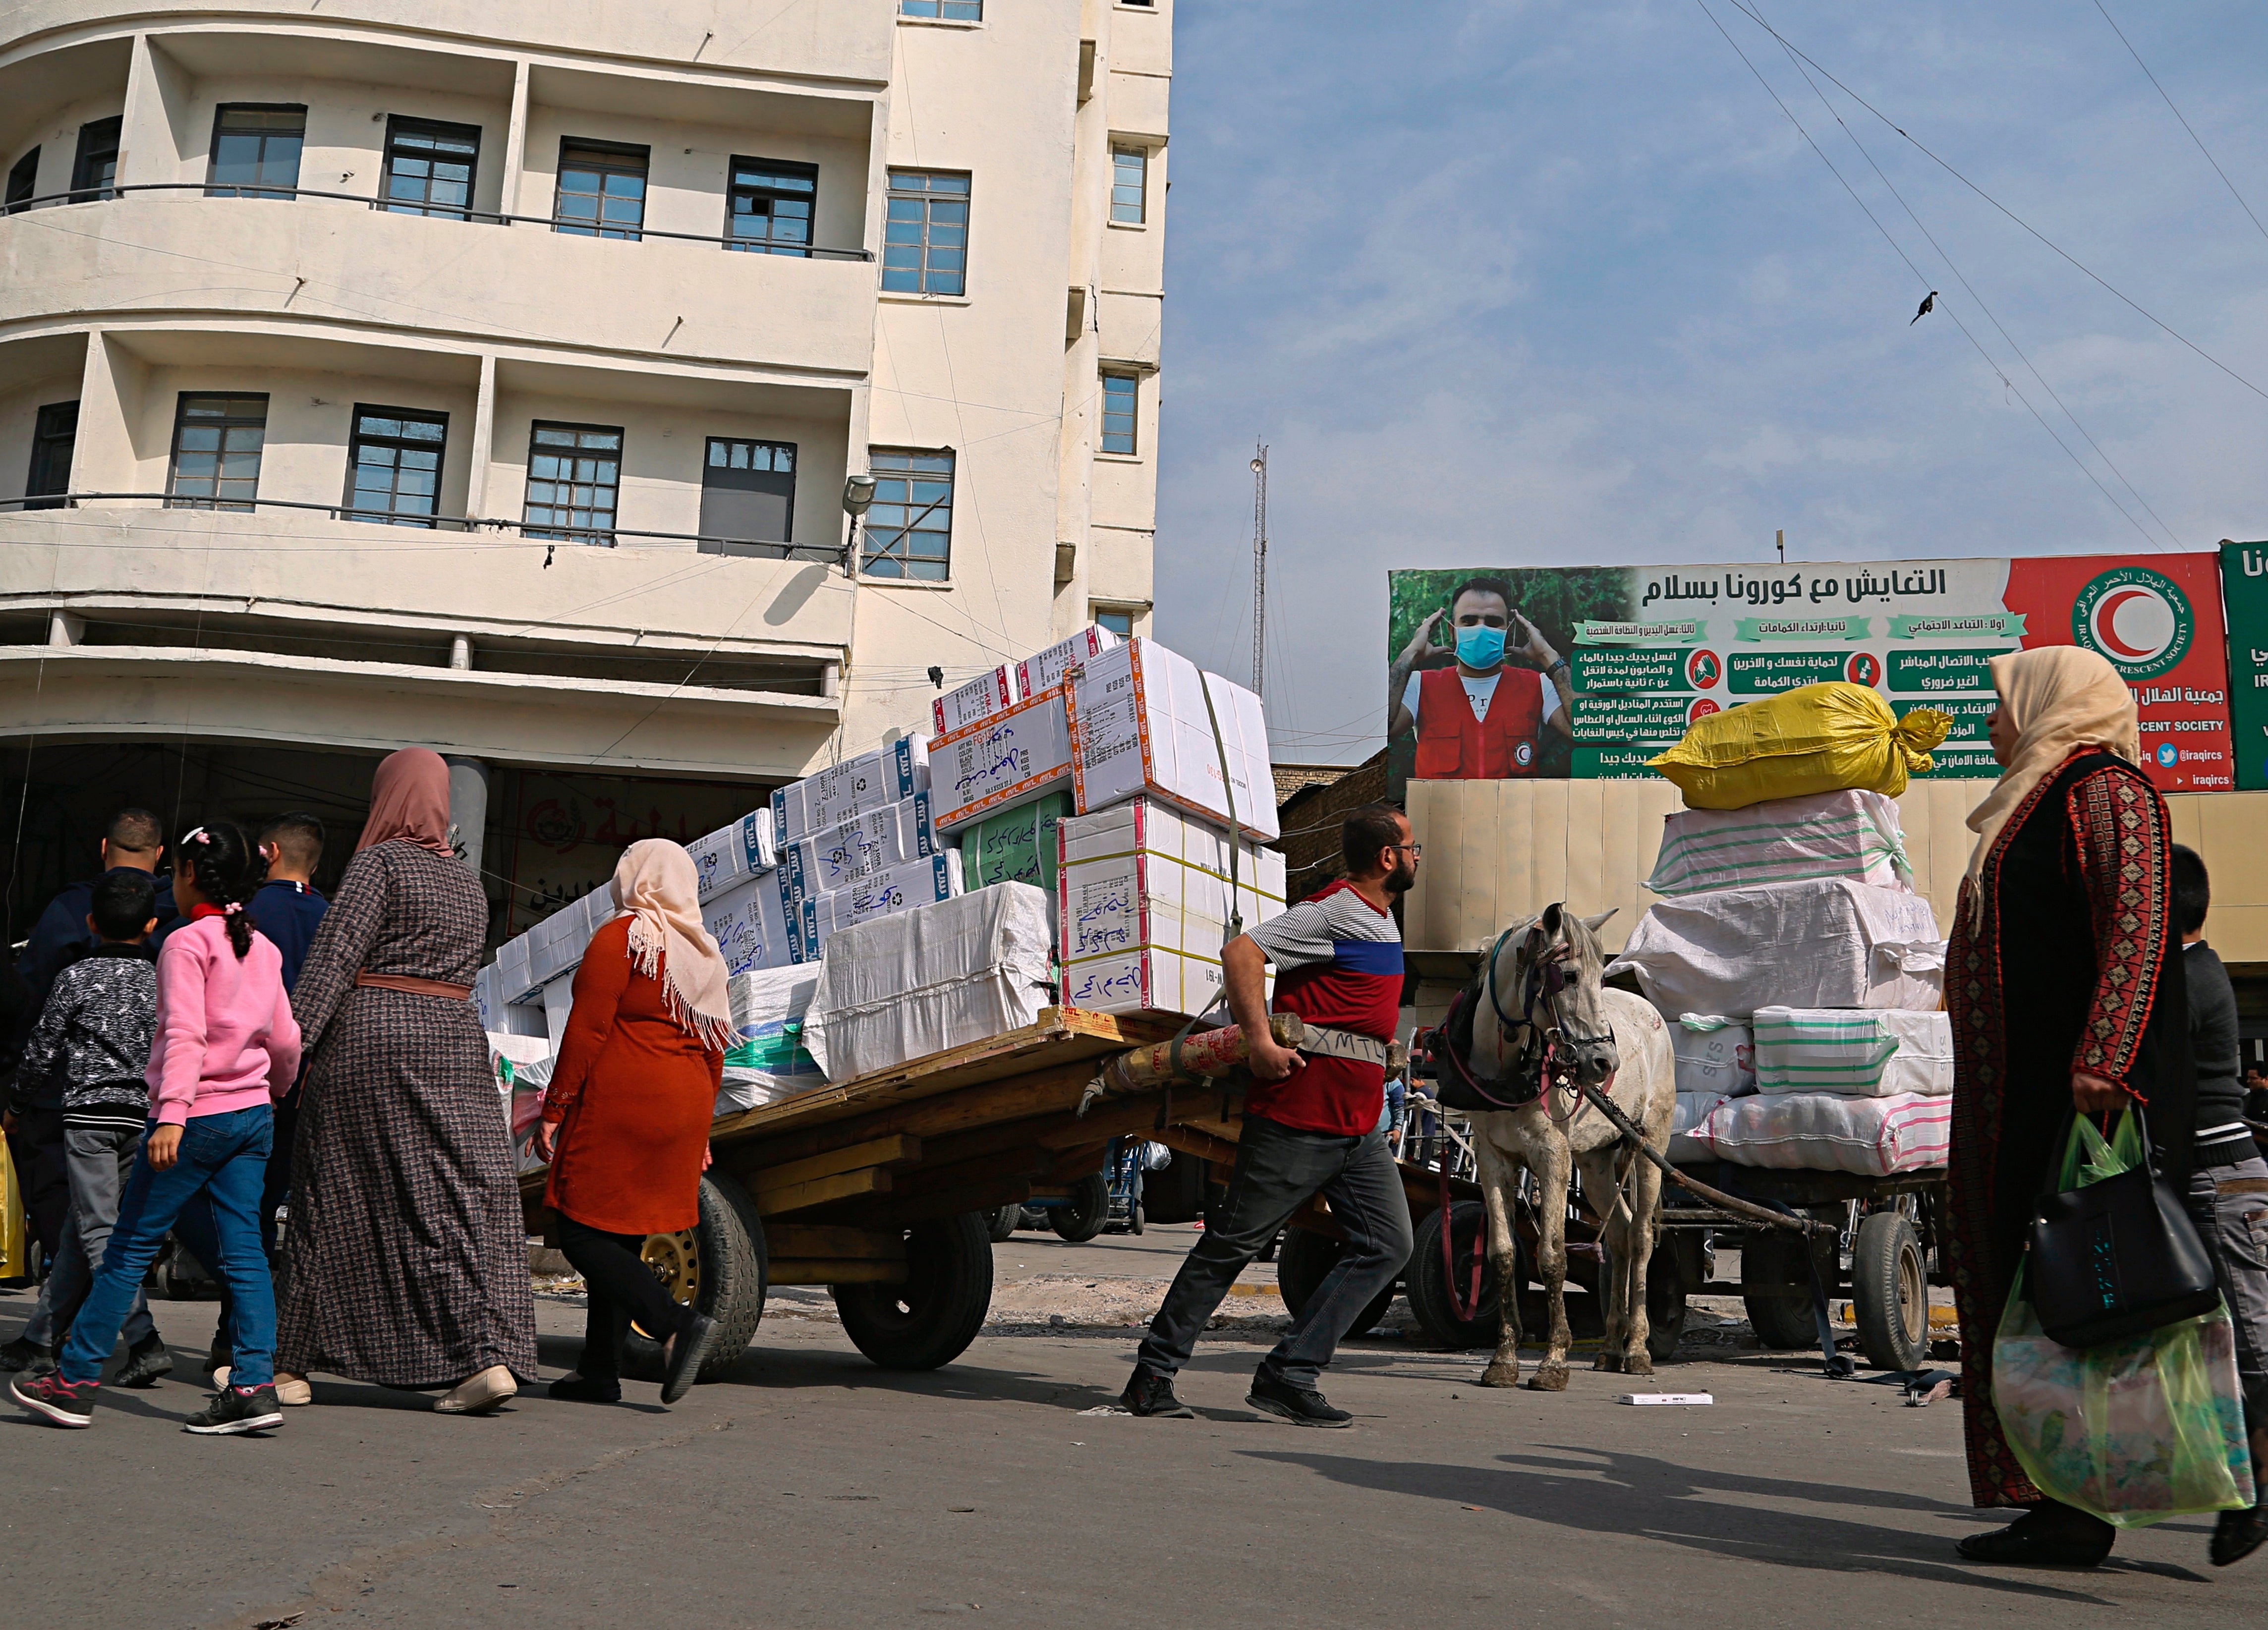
xmin=1961 ymin=645 xmax=2139 ymax=921
xmin=611 ymin=839 xmax=733 ymax=1052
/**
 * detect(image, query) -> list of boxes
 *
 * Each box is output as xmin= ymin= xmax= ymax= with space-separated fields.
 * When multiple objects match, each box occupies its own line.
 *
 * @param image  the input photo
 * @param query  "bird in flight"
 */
xmin=1911 ymin=291 xmax=1938 ymax=325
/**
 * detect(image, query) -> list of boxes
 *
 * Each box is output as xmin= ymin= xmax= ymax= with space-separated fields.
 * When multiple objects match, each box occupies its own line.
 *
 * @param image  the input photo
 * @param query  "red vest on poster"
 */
xmin=1412 ymin=664 xmax=1547 ymax=779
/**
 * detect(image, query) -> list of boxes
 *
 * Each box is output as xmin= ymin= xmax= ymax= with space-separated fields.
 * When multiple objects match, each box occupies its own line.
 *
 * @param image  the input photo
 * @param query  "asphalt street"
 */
xmin=2 ymin=1228 xmax=2253 ymax=1630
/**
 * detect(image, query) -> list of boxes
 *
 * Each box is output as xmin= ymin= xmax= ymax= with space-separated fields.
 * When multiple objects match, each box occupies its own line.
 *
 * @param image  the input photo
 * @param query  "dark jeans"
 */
xmin=1137 ymin=1115 xmax=1414 ymax=1391
xmin=7 ymin=1106 xmax=70 ymax=1261
xmin=22 ymin=1124 xmax=156 ymax=1351
xmin=558 ymin=1214 xmax=689 ymax=1383
xmin=2185 ymin=1154 xmax=2268 ymax=1490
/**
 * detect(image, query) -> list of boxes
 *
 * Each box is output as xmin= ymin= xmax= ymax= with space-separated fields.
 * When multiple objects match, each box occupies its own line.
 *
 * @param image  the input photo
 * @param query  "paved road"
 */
xmin=1 ymin=1235 xmax=2252 ymax=1629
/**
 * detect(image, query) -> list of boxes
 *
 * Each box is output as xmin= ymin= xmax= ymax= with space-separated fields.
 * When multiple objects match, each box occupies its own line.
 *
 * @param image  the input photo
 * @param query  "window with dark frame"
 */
xmin=554 ymin=140 xmax=648 ymax=240
xmin=5 ymin=148 xmax=39 ymax=213
xmin=901 ymin=1 xmax=983 ymax=18
xmin=882 ymin=171 xmax=969 ymax=295
xmin=725 ymin=157 xmax=817 ymax=255
xmin=1094 ymin=608 xmax=1136 ymax=639
xmin=698 ymin=438 xmax=797 ymax=552
xmin=344 ymin=405 xmax=449 ymax=527
xmin=1100 ymin=373 xmax=1138 ymax=455
xmin=1110 ymin=145 xmax=1148 ymax=225
xmin=166 ymin=394 xmax=269 ymax=511
xmin=23 ymin=401 xmax=78 ymax=510
xmin=382 ymin=117 xmax=480 ymax=220
xmin=206 ymin=106 xmax=306 ymax=199
xmin=862 ymin=449 xmax=954 ymax=580
xmin=524 ymin=421 xmax=624 ymax=543
xmin=69 ymin=118 xmax=120 ymax=203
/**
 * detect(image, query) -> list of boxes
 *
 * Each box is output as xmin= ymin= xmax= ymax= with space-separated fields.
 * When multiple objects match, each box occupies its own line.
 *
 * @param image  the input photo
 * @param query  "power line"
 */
xmin=2093 ymin=0 xmax=2268 ymax=249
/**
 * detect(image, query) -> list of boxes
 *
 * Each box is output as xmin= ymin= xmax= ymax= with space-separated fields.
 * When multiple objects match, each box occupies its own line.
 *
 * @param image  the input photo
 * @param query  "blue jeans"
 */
xmin=61 ymin=1107 xmax=276 ymax=1388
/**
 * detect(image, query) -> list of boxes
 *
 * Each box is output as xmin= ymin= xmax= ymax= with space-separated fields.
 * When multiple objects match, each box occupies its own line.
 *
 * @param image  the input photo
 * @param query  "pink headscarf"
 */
xmin=612 ymin=839 xmax=732 ymax=1052
xmin=356 ymin=748 xmax=455 ymax=858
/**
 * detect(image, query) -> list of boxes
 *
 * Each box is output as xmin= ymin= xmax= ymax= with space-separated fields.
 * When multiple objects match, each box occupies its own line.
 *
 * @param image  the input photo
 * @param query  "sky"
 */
xmin=1148 ymin=0 xmax=2268 ymax=765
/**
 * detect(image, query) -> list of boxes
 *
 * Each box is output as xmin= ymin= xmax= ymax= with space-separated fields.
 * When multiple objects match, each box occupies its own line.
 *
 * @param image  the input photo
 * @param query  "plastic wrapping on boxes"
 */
xmin=1645 ymin=790 xmax=1913 ymax=897
xmin=1672 ymin=1015 xmax=1755 ymax=1097
xmin=772 ymin=737 xmax=929 ymax=842
xmin=958 ymin=789 xmax=1074 ymax=896
xmin=1751 ymin=1007 xmax=1953 ymax=1097
xmin=1606 ymin=879 xmax=1943 ymax=1017
xmin=1015 ymin=623 xmax=1120 ymax=699
xmin=1056 ymin=798 xmax=1287 ymax=1017
xmin=803 ymin=882 xmax=1054 ymax=1082
xmin=932 ymin=665 xmax=1013 ymax=735
xmin=929 ymin=686 xmax=1074 ymax=835
xmin=488 ymin=1032 xmax=554 ymax=1176
xmin=685 ymin=809 xmax=777 ymax=904
xmin=1669 ymin=1091 xmax=1729 ymax=1164
xmin=795 ymin=850 xmax=964 ymax=962
xmin=702 ymin=871 xmax=796 ymax=978
xmin=1683 ymin=1090 xmax=1952 ymax=1176
xmin=1067 ymin=639 xmax=1278 ymax=842
xmin=719 ymin=965 xmax=823 ymax=1114
xmin=781 ymin=793 xmax=935 ymax=903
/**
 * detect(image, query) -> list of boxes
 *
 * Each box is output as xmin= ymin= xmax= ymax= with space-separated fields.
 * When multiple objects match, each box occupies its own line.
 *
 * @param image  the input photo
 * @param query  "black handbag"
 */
xmin=2025 ymin=1109 xmax=2220 ymax=1349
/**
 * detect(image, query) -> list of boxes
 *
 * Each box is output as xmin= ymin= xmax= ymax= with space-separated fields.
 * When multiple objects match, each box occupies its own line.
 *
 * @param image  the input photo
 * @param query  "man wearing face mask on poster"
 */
xmin=1389 ymin=576 xmax=1573 ymax=778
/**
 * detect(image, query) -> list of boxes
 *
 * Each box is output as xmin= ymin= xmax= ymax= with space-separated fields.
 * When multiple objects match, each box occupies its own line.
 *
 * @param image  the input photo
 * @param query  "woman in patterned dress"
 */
xmin=276 ymin=749 xmax=536 ymax=1412
xmin=1946 ymin=646 xmax=2196 ymax=1566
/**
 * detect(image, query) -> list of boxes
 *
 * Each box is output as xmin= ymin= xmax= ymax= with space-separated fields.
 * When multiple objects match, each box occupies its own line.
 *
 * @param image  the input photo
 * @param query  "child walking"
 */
xmin=11 ymin=823 xmax=301 ymax=1435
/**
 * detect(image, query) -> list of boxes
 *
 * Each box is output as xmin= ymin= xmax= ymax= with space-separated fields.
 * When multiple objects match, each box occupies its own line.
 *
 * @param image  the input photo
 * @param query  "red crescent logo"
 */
xmin=2091 ymin=588 xmax=2156 ymax=659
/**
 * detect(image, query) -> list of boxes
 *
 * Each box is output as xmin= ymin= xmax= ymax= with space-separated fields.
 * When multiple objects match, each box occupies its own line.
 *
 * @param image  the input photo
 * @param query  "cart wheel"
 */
xmin=1129 ymin=1201 xmax=1144 ymax=1237
xmin=1852 ymin=1210 xmax=1930 ymax=1371
xmin=1049 ymin=1174 xmax=1109 ymax=1242
xmin=834 ymin=1212 xmax=994 ymax=1371
xmin=1406 ymin=1203 xmax=1504 ymax=1350
xmin=1742 ymin=1224 xmax=1825 ymax=1350
xmin=1644 ymin=1244 xmax=1686 ymax=1364
xmin=621 ymin=1171 xmax=768 ymax=1384
xmin=986 ymin=1204 xmax=1019 ymax=1243
xmin=1276 ymin=1227 xmax=1403 ymax=1337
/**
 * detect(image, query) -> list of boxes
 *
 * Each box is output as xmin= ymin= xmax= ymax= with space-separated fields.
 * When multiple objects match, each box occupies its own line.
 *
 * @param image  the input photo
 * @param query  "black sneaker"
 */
xmin=1956 ymin=1506 xmax=2114 ymax=1568
xmin=183 ymin=1385 xmax=284 ymax=1436
xmin=1121 ymin=1365 xmax=1194 ymax=1418
xmin=114 ymin=1333 xmax=174 ymax=1390
xmin=11 ymin=1371 xmax=98 ymax=1428
xmin=2212 ymin=1500 xmax=2268 ymax=1568
xmin=1246 ymin=1368 xmax=1352 ymax=1428
xmin=0 ymin=1335 xmax=57 ymax=1375
xmin=548 ymin=1373 xmax=623 ymax=1404
xmin=660 ymin=1313 xmax=719 ymax=1405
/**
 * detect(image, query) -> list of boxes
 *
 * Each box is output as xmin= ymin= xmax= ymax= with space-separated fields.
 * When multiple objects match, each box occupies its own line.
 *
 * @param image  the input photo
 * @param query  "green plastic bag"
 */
xmin=1991 ymin=1111 xmax=2256 ymax=1527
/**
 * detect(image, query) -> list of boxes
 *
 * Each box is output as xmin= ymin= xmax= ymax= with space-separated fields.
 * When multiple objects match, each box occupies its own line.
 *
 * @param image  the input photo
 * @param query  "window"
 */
xmin=167 ymin=394 xmax=269 ymax=511
xmin=5 ymin=147 xmax=39 ymax=213
xmin=344 ymin=406 xmax=449 ymax=527
xmin=555 ymin=141 xmax=647 ymax=240
xmin=1110 ymin=145 xmax=1147 ymax=225
xmin=725 ymin=157 xmax=816 ymax=256
xmin=1094 ymin=608 xmax=1137 ymax=639
xmin=699 ymin=439 xmax=796 ymax=551
xmin=69 ymin=117 xmax=120 ymax=203
xmin=901 ymin=0 xmax=982 ymax=17
xmin=524 ymin=422 xmax=623 ymax=542
xmin=382 ymin=117 xmax=480 ymax=220
xmin=883 ymin=170 xmax=969 ymax=295
xmin=863 ymin=450 xmax=954 ymax=580
xmin=23 ymin=401 xmax=78 ymax=510
xmin=207 ymin=106 xmax=305 ymax=199
xmin=1100 ymin=373 xmax=1138 ymax=455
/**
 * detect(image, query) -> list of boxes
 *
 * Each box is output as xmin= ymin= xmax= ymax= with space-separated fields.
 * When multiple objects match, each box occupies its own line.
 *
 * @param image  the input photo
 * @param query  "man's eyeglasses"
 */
xmin=1386 ymin=843 xmax=1424 ymax=859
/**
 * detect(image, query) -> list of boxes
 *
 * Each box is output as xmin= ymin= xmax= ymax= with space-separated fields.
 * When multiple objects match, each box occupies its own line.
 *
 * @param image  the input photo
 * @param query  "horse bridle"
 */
xmin=1433 ymin=921 xmax=1616 ymax=1112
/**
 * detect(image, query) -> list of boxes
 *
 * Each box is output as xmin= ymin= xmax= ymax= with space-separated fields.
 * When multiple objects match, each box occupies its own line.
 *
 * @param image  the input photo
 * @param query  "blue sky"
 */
xmin=1149 ymin=0 xmax=2268 ymax=763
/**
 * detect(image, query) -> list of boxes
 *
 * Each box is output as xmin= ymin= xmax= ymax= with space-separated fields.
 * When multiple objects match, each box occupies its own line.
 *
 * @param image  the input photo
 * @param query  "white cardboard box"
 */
xmin=685 ymin=808 xmax=778 ymax=904
xmin=929 ymin=685 xmax=1075 ymax=834
xmin=781 ymin=792 xmax=936 ymax=903
xmin=772 ymin=736 xmax=930 ymax=842
xmin=932 ymin=666 xmax=1014 ymax=736
xmin=1015 ymin=623 xmax=1120 ymax=699
xmin=796 ymin=849 xmax=964 ymax=962
xmin=1068 ymin=638 xmax=1278 ymax=842
xmin=1606 ymin=879 xmax=1944 ymax=1018
xmin=702 ymin=870 xmax=798 ymax=978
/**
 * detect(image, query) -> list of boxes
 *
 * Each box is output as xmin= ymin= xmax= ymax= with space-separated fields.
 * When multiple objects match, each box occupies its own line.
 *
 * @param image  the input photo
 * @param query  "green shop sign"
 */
xmin=2221 ymin=541 xmax=2268 ymax=791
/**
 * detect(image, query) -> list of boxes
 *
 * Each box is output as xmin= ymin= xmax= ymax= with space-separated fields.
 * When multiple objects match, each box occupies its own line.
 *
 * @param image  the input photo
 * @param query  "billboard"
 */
xmin=2222 ymin=541 xmax=2268 ymax=791
xmin=1388 ymin=553 xmax=2235 ymax=798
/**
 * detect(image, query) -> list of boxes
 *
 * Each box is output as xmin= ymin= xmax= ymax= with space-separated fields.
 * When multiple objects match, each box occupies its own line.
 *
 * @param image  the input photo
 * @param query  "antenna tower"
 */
xmin=1250 ymin=444 xmax=1268 ymax=698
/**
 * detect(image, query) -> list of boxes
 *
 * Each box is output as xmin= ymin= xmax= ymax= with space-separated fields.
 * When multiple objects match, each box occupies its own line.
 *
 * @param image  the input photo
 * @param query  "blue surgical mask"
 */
xmin=1455 ymin=623 xmax=1507 ymax=668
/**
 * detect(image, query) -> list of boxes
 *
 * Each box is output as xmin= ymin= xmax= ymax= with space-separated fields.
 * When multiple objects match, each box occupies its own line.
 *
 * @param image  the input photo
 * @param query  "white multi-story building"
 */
xmin=0 ymin=0 xmax=1168 ymax=936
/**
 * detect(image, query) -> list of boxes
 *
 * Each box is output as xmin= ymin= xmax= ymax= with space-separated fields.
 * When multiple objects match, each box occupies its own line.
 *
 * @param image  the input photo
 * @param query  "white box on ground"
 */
xmin=1646 ymin=789 xmax=1913 ymax=897
xmin=929 ymin=686 xmax=1075 ymax=835
xmin=1752 ymin=1007 xmax=1953 ymax=1096
xmin=796 ymin=850 xmax=964 ymax=961
xmin=933 ymin=666 xmax=1014 ymax=735
xmin=1015 ymin=623 xmax=1120 ymax=699
xmin=702 ymin=870 xmax=796 ymax=977
xmin=782 ymin=792 xmax=936 ymax=903
xmin=1068 ymin=639 xmax=1278 ymax=842
xmin=719 ymin=964 xmax=824 ymax=1114
xmin=772 ymin=736 xmax=929 ymax=842
xmin=1619 ymin=1394 xmax=1713 ymax=1405
xmin=1671 ymin=1015 xmax=1754 ymax=1097
xmin=803 ymin=882 xmax=1054 ymax=1081
xmin=685 ymin=809 xmax=777 ymax=904
xmin=1606 ymin=879 xmax=1943 ymax=1018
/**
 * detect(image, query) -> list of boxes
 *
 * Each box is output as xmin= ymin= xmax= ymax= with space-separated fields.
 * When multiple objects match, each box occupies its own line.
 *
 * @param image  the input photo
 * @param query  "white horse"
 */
xmin=1454 ymin=903 xmax=1675 ymax=1390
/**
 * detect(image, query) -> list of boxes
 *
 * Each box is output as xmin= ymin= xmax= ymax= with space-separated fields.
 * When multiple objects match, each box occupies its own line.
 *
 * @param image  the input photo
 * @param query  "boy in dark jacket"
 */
xmin=0 ymin=872 xmax=171 ymax=1384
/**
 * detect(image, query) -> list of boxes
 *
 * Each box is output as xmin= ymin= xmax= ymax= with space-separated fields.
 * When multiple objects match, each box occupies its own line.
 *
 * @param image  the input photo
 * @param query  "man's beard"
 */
xmin=1384 ymin=861 xmax=1417 ymax=896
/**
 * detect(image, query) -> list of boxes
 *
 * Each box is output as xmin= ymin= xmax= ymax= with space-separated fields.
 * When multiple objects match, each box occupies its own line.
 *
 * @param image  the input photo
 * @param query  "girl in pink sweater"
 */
xmin=13 ymin=822 xmax=301 ymax=1436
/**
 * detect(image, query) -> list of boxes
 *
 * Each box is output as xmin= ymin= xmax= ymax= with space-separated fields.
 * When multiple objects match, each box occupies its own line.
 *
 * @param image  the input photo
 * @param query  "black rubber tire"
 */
xmin=986 ymin=1204 xmax=1020 ymax=1243
xmin=1275 ymin=1227 xmax=1402 ymax=1338
xmin=834 ymin=1212 xmax=994 ymax=1372
xmin=1141 ymin=1151 xmax=1208 ymax=1226
xmin=1742 ymin=1231 xmax=1822 ymax=1350
xmin=1406 ymin=1202 xmax=1504 ymax=1350
xmin=620 ymin=1171 xmax=768 ymax=1384
xmin=1852 ymin=1210 xmax=1930 ymax=1371
xmin=1129 ymin=1201 xmax=1144 ymax=1237
xmin=1049 ymin=1173 xmax=1110 ymax=1242
xmin=1644 ymin=1243 xmax=1686 ymax=1364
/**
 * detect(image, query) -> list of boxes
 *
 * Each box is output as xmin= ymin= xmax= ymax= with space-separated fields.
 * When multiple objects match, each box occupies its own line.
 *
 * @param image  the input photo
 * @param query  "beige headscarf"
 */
xmin=611 ymin=839 xmax=732 ymax=1052
xmin=1961 ymin=646 xmax=2139 ymax=921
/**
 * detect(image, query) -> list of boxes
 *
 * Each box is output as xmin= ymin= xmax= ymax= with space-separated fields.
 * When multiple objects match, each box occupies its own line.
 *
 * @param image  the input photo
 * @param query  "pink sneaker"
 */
xmin=11 ymin=1371 xmax=99 ymax=1428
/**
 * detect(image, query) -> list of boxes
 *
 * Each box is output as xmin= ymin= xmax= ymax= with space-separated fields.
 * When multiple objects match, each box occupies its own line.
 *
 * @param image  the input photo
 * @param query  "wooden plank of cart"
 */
xmin=519 ymin=1006 xmax=1474 ymax=1377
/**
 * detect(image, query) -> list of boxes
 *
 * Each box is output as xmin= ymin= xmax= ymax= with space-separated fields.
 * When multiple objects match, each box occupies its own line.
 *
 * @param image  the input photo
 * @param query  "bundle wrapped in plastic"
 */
xmin=1751 ymin=1006 xmax=1951 ymax=1097
xmin=1646 ymin=789 xmax=1913 ymax=896
xmin=1647 ymin=682 xmax=1951 ymax=810
xmin=1681 ymin=1089 xmax=1950 ymax=1176
xmin=1607 ymin=877 xmax=1944 ymax=1017
xmin=719 ymin=965 xmax=823 ymax=1114
xmin=1672 ymin=1014 xmax=1754 ymax=1097
xmin=1668 ymin=1090 xmax=1729 ymax=1164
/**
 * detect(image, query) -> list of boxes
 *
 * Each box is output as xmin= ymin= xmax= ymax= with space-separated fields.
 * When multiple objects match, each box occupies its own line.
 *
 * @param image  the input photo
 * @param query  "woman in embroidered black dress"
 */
xmin=1946 ymin=646 xmax=2195 ymax=1566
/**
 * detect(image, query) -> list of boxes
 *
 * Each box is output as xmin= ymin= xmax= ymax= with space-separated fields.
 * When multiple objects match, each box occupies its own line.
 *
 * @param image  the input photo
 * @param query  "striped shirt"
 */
xmin=1245 ymin=880 xmax=1403 ymax=1135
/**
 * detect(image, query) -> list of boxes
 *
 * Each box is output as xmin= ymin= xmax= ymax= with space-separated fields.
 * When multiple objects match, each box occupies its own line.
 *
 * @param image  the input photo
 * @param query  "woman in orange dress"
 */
xmin=532 ymin=840 xmax=731 ymax=1406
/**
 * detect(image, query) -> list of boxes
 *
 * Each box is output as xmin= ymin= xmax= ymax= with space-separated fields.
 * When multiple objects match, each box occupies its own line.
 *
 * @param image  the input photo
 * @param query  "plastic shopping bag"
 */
xmin=1990 ymin=1115 xmax=2255 ymax=1527
xmin=1646 ymin=683 xmax=1951 ymax=811
xmin=0 ymin=1142 xmax=25 ymax=1281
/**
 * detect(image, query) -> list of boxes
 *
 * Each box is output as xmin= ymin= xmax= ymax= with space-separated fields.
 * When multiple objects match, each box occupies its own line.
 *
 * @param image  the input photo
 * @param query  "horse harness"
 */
xmin=1422 ymin=923 xmax=1617 ymax=1120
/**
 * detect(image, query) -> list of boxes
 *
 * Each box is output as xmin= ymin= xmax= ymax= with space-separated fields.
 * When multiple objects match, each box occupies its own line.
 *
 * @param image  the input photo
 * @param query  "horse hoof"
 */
xmin=1479 ymin=1362 xmax=1521 ymax=1389
xmin=1626 ymin=1355 xmax=1656 ymax=1378
xmin=1525 ymin=1367 xmax=1570 ymax=1393
xmin=1591 ymin=1352 xmax=1623 ymax=1374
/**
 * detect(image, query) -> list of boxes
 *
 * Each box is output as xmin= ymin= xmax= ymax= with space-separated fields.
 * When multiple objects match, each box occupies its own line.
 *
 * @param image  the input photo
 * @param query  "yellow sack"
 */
xmin=0 ymin=1140 xmax=25 ymax=1283
xmin=1648 ymin=682 xmax=1953 ymax=811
